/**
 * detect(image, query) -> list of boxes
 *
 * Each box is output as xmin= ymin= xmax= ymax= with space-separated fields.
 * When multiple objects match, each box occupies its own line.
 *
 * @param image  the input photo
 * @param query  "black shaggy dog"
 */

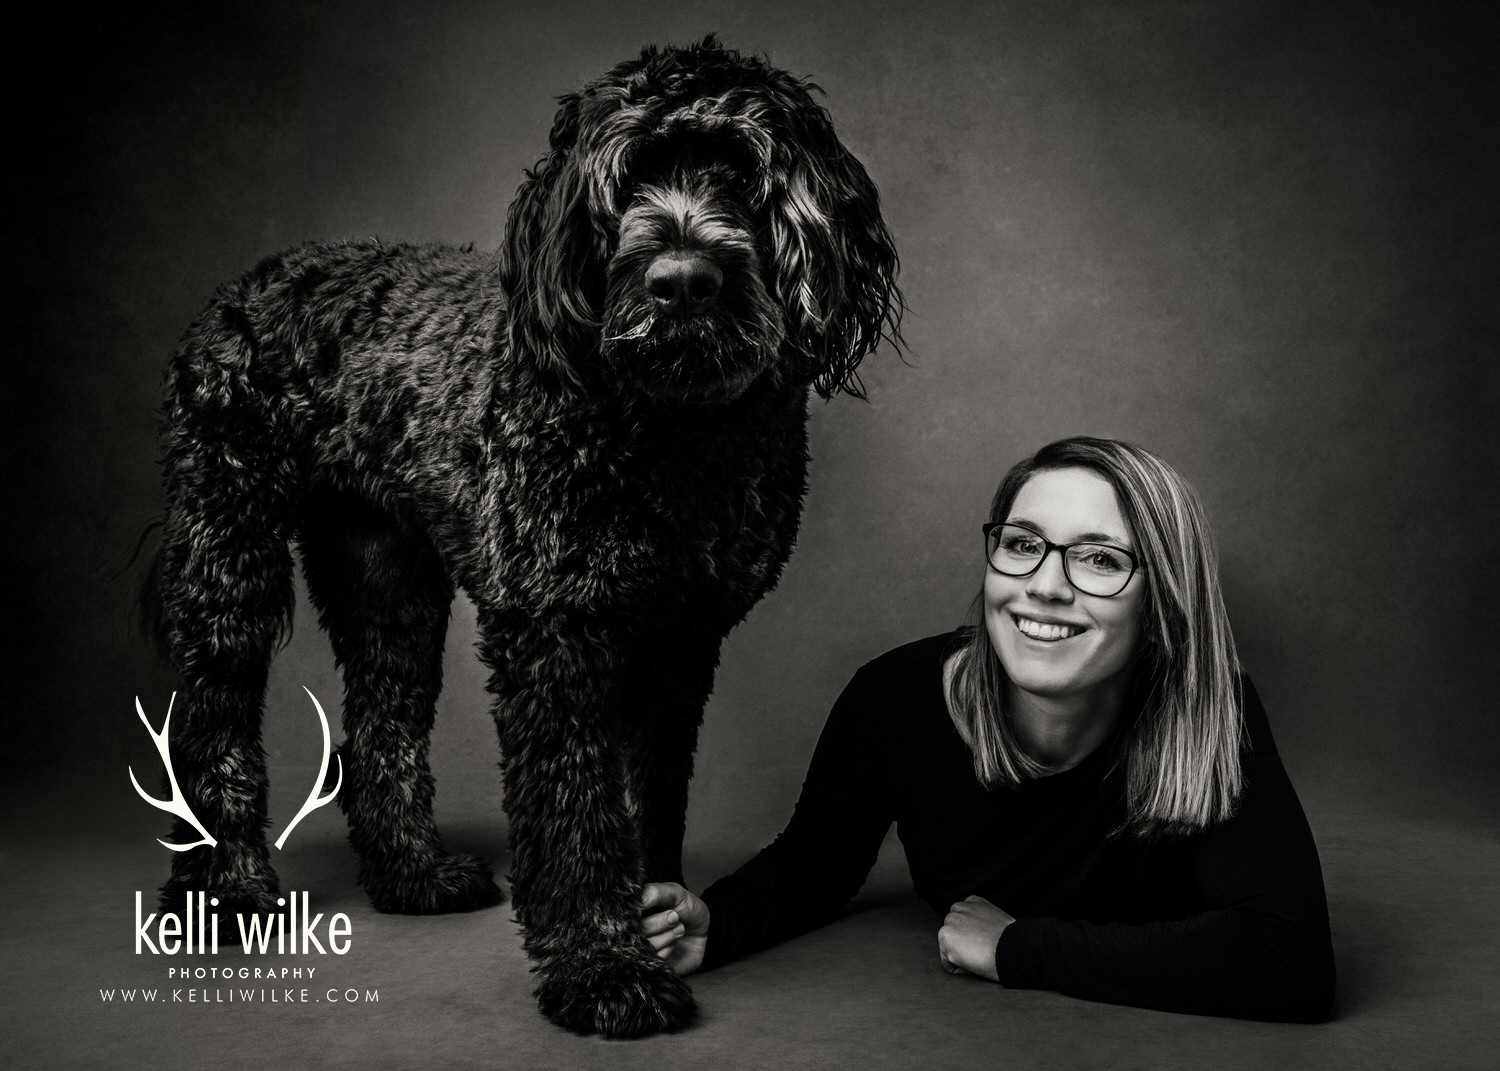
xmin=143 ymin=36 xmax=901 ymax=1037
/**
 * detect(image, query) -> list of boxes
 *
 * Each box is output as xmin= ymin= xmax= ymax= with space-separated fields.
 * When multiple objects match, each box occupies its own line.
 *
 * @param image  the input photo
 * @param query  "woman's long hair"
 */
xmin=943 ymin=437 xmax=1245 ymax=837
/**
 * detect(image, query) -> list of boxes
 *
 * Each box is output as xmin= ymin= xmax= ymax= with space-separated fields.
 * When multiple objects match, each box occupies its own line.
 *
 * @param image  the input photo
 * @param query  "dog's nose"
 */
xmin=645 ymin=254 xmax=723 ymax=315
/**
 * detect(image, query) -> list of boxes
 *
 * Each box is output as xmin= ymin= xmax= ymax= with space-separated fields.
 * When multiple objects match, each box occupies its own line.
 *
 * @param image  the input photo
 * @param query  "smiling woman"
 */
xmin=974 ymin=468 xmax=1150 ymax=775
xmin=950 ymin=439 xmax=1245 ymax=836
xmin=637 ymin=436 xmax=1336 ymax=1023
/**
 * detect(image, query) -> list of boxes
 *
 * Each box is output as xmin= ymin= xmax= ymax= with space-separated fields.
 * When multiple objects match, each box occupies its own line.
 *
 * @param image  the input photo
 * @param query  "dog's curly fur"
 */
xmin=143 ymin=36 xmax=901 ymax=1037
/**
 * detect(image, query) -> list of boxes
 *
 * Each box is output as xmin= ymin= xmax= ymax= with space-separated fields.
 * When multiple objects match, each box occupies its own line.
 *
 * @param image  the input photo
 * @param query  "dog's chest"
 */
xmin=477 ymin=392 xmax=808 ymax=615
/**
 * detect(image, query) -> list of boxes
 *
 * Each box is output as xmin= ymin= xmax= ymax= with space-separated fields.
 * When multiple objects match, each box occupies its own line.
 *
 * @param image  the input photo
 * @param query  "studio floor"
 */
xmin=3 ymin=775 xmax=1496 ymax=1070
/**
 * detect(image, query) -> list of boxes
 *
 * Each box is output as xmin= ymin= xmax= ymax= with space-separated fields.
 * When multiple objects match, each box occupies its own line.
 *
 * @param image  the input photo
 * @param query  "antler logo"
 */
xmin=130 ymin=688 xmax=343 ymax=851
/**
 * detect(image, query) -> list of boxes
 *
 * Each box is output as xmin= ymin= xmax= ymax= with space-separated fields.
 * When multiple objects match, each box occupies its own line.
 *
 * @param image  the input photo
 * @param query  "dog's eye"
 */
xmin=714 ymin=165 xmax=760 ymax=205
xmin=625 ymin=156 xmax=665 ymax=188
xmin=690 ymin=135 xmax=758 ymax=180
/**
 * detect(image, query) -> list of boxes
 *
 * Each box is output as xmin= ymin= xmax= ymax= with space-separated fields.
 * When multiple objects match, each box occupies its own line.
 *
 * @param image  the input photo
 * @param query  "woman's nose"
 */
xmin=1025 ymin=548 xmax=1074 ymax=600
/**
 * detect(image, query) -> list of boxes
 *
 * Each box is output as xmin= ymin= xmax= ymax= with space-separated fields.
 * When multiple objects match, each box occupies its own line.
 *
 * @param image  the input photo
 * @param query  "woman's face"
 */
xmin=984 ymin=466 xmax=1147 ymax=708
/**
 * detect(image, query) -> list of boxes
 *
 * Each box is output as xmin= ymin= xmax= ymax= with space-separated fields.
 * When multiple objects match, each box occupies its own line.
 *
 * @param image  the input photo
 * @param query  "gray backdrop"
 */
xmin=6 ymin=0 xmax=1495 ymax=837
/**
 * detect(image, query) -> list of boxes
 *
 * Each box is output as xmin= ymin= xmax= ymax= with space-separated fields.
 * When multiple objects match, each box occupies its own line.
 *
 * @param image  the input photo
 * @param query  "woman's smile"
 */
xmin=1010 ymin=613 xmax=1085 ymax=642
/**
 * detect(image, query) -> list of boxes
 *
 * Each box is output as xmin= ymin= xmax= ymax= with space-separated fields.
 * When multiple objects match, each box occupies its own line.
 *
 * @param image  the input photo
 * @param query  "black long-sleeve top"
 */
xmin=699 ymin=634 xmax=1336 ymax=1022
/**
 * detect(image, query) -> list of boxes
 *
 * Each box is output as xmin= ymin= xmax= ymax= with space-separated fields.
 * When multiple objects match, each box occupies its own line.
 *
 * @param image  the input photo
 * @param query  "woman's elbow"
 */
xmin=1252 ymin=944 xmax=1337 ymax=1023
xmin=1288 ymin=950 xmax=1337 ymax=1023
xmin=1209 ymin=913 xmax=1337 ymax=1022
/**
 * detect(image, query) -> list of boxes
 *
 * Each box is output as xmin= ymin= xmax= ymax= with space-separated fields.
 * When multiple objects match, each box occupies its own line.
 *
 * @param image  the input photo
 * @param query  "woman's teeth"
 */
xmin=1014 ymin=615 xmax=1082 ymax=641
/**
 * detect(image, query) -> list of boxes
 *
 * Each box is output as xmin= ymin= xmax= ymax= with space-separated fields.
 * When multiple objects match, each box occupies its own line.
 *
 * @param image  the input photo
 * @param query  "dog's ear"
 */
xmin=761 ymin=94 xmax=905 ymax=399
xmin=499 ymin=94 xmax=608 ymax=392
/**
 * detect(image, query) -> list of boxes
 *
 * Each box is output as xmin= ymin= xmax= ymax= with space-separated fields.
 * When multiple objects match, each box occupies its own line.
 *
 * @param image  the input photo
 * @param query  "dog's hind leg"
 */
xmin=481 ymin=610 xmax=697 ymax=1038
xmin=154 ymin=461 xmax=296 ymax=916
xmin=298 ymin=493 xmax=502 ymax=914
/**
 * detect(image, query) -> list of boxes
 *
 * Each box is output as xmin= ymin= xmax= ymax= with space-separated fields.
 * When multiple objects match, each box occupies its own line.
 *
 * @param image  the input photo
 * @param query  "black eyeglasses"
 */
xmin=982 ymin=522 xmax=1142 ymax=598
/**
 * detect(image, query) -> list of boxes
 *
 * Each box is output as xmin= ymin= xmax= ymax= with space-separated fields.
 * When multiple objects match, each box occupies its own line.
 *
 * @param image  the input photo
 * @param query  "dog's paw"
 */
xmin=159 ymin=870 xmax=286 ymax=948
xmin=367 ymin=852 xmax=504 ymax=915
xmin=535 ymin=951 xmax=697 ymax=1038
xmin=160 ymin=870 xmax=281 ymax=918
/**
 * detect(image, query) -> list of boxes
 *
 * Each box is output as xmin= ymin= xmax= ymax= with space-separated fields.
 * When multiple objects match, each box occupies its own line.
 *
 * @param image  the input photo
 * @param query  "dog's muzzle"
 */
xmin=645 ymin=253 xmax=724 ymax=317
xmin=600 ymin=201 xmax=784 ymax=405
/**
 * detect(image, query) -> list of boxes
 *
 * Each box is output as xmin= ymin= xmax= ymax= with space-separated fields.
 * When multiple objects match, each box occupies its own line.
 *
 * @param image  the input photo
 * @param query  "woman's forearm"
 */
xmin=995 ymin=905 xmax=1335 ymax=1021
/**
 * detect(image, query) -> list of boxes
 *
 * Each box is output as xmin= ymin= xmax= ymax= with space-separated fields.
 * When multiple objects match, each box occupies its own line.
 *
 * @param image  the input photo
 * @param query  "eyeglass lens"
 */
xmin=986 ymin=524 xmax=1135 ymax=597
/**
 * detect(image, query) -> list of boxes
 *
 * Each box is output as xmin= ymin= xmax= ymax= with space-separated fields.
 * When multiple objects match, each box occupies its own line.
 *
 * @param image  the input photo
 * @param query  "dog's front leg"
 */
xmin=613 ymin=615 xmax=729 ymax=885
xmin=482 ymin=610 xmax=696 ymax=1037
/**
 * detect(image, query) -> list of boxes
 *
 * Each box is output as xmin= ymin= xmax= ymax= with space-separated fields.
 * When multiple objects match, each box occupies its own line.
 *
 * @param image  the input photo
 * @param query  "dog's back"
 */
xmin=159 ymin=240 xmax=502 ymax=533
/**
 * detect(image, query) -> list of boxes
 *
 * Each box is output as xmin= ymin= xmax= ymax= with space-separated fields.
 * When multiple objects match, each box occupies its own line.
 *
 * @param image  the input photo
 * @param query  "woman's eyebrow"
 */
xmin=1005 ymin=517 xmax=1133 ymax=548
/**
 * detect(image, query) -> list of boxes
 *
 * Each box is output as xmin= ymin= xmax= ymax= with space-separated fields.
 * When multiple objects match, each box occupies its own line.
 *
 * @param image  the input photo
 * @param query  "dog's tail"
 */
xmin=123 ymin=520 xmax=172 ymax=661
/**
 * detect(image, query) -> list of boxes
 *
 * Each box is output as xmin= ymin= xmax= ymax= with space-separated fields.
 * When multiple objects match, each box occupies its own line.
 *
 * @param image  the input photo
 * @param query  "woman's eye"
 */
xmin=1003 ymin=535 xmax=1042 ymax=555
xmin=1077 ymin=548 xmax=1128 ymax=574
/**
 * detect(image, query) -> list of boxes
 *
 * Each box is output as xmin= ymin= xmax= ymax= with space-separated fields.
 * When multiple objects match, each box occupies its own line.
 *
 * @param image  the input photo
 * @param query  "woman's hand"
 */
xmin=938 ymin=895 xmax=1014 ymax=981
xmin=638 ymin=882 xmax=710 ymax=976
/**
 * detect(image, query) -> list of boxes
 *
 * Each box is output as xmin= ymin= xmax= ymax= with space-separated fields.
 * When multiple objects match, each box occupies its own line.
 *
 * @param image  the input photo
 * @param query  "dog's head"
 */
xmin=500 ymin=36 xmax=903 ymax=405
